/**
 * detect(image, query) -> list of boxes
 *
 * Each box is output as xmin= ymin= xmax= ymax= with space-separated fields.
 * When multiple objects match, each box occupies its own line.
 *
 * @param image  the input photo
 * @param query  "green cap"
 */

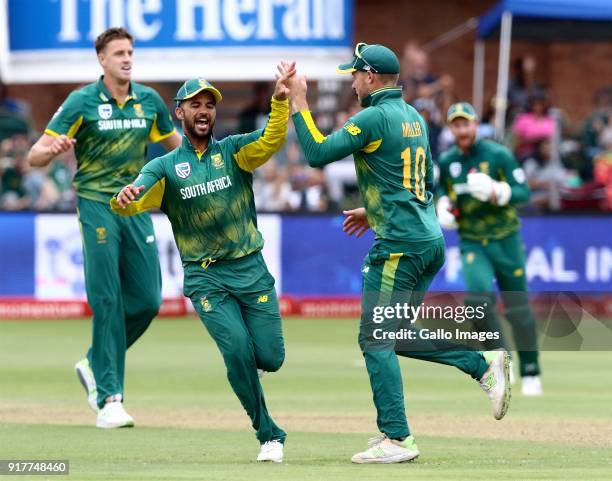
xmin=447 ymin=102 xmax=478 ymax=122
xmin=174 ymin=78 xmax=222 ymax=105
xmin=337 ymin=43 xmax=400 ymax=75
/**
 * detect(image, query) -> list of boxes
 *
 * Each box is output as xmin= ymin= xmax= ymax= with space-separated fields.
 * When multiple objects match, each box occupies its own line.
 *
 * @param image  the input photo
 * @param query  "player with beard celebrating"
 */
xmin=110 ymin=64 xmax=295 ymax=462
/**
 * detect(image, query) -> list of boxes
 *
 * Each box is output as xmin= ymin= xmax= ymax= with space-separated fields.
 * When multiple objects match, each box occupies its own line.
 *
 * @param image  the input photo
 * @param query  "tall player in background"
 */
xmin=287 ymin=43 xmax=511 ymax=464
xmin=27 ymin=28 xmax=182 ymax=428
xmin=437 ymin=102 xmax=542 ymax=395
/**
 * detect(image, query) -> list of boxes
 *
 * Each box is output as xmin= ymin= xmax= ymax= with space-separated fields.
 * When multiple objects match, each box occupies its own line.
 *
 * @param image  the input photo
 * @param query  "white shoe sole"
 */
xmin=96 ymin=419 xmax=134 ymax=429
xmin=256 ymin=457 xmax=283 ymax=463
xmin=75 ymin=362 xmax=99 ymax=413
xmin=351 ymin=451 xmax=419 ymax=464
xmin=497 ymin=351 xmax=512 ymax=420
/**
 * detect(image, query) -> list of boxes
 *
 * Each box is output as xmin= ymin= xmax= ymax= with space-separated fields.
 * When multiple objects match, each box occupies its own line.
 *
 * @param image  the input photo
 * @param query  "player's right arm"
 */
xmin=110 ymin=158 xmax=166 ymax=216
xmin=28 ymin=91 xmax=82 ymax=167
xmin=435 ymin=153 xmax=458 ymax=230
xmin=292 ymin=107 xmax=377 ymax=167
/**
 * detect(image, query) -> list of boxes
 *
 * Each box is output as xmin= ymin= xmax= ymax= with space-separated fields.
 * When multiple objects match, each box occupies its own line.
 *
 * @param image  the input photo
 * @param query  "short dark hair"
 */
xmin=95 ymin=27 xmax=133 ymax=54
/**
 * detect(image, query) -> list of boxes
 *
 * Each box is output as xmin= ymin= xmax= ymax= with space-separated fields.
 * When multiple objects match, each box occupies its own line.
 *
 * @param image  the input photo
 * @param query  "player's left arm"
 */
xmin=149 ymin=90 xmax=181 ymax=150
xmin=231 ymin=96 xmax=290 ymax=173
xmin=496 ymin=146 xmax=531 ymax=205
xmin=231 ymin=61 xmax=295 ymax=172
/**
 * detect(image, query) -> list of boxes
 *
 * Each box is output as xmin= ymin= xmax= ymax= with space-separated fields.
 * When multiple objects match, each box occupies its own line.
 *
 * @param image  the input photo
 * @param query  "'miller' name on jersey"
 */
xmin=98 ymin=118 xmax=147 ymax=131
xmin=180 ymin=176 xmax=233 ymax=200
xmin=402 ymin=121 xmax=423 ymax=138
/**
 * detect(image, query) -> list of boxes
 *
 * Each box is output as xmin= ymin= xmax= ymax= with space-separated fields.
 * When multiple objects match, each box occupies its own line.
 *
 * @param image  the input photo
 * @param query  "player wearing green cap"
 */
xmin=27 ymin=27 xmax=182 ymax=428
xmin=111 ymin=62 xmax=296 ymax=463
xmin=437 ymin=102 xmax=542 ymax=396
xmin=286 ymin=44 xmax=511 ymax=464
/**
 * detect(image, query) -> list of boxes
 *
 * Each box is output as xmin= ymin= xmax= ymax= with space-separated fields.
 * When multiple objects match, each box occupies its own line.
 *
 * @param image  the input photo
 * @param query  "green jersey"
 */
xmin=110 ymin=97 xmax=289 ymax=264
xmin=438 ymin=139 xmax=530 ymax=241
xmin=293 ymin=87 xmax=441 ymax=243
xmin=46 ymin=76 xmax=176 ymax=203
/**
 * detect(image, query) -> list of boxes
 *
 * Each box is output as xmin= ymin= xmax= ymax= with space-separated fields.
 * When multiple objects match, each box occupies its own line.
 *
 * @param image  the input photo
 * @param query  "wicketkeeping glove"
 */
xmin=436 ymin=195 xmax=458 ymax=230
xmin=467 ymin=172 xmax=512 ymax=206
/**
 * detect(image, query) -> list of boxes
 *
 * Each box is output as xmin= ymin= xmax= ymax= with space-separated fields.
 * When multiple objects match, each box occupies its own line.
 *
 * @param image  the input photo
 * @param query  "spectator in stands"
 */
xmin=401 ymin=41 xmax=454 ymax=111
xmin=324 ymin=109 xmax=358 ymax=209
xmin=512 ymin=90 xmax=556 ymax=161
xmin=413 ymin=97 xmax=442 ymax=160
xmin=0 ymin=135 xmax=30 ymax=210
xmin=286 ymin=138 xmax=328 ymax=212
xmin=253 ymin=157 xmax=293 ymax=211
xmin=0 ymin=81 xmax=29 ymax=142
xmin=238 ymin=81 xmax=272 ymax=133
xmin=582 ymin=86 xmax=612 ymax=164
xmin=593 ymin=127 xmax=612 ymax=210
xmin=507 ymin=55 xmax=542 ymax=118
xmin=523 ymin=139 xmax=578 ymax=212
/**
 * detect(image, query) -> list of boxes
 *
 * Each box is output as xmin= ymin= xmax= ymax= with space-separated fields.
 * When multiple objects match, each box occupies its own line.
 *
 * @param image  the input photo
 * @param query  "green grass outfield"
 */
xmin=1 ymin=318 xmax=611 ymax=480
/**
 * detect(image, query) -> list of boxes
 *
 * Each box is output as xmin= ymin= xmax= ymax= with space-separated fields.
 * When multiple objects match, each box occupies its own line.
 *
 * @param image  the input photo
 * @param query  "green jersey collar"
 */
xmin=181 ymin=135 xmax=217 ymax=159
xmin=96 ymin=76 xmax=137 ymax=104
xmin=361 ymin=86 xmax=403 ymax=107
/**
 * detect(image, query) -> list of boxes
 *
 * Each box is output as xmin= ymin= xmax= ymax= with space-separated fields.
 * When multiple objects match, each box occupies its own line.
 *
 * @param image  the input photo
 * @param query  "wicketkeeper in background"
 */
xmin=437 ymin=102 xmax=542 ymax=396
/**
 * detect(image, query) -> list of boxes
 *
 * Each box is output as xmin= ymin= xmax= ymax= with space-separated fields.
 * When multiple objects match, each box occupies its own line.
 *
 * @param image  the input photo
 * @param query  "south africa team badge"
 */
xmin=98 ymin=104 xmax=113 ymax=119
xmin=175 ymin=162 xmax=191 ymax=179
xmin=211 ymin=154 xmax=224 ymax=169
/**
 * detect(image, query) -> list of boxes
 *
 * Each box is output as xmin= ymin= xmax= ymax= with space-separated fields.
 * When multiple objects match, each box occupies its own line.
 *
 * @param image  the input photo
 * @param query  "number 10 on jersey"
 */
xmin=402 ymin=146 xmax=426 ymax=201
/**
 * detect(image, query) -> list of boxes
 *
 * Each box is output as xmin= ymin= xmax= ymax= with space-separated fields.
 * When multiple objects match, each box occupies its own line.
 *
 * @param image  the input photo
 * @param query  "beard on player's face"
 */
xmin=450 ymin=119 xmax=478 ymax=150
xmin=183 ymin=114 xmax=215 ymax=141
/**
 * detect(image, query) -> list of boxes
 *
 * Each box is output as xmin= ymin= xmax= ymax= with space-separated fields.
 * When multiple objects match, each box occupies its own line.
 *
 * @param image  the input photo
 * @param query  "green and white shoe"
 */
xmin=351 ymin=434 xmax=420 ymax=464
xmin=74 ymin=358 xmax=98 ymax=412
xmin=480 ymin=350 xmax=511 ymax=420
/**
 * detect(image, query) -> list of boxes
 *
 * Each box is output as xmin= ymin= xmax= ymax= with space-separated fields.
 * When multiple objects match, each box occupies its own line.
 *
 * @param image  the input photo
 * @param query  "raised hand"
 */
xmin=49 ymin=135 xmax=76 ymax=156
xmin=342 ymin=207 xmax=370 ymax=237
xmin=273 ymin=60 xmax=297 ymax=101
xmin=116 ymin=184 xmax=145 ymax=208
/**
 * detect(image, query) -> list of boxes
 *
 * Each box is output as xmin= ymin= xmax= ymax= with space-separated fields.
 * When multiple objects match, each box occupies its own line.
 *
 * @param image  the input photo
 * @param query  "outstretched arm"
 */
xmin=231 ymin=61 xmax=296 ymax=172
xmin=289 ymin=74 xmax=371 ymax=167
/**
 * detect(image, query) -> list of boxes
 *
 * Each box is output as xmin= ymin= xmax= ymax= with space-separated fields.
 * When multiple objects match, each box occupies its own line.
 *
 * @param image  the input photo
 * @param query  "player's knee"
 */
xmin=89 ymin=295 xmax=121 ymax=315
xmin=139 ymin=292 xmax=162 ymax=316
xmin=256 ymin=345 xmax=285 ymax=372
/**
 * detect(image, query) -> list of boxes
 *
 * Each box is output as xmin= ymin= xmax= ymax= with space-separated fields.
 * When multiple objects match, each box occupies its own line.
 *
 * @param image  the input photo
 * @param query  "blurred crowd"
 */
xmin=2 ymin=42 xmax=612 ymax=213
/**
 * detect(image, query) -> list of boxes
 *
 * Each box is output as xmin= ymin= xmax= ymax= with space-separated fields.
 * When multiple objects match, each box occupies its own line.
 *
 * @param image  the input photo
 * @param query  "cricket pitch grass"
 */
xmin=1 ymin=318 xmax=611 ymax=480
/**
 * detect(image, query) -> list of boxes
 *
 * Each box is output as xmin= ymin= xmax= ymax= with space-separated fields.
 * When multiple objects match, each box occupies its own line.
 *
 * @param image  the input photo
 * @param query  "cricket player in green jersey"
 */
xmin=28 ymin=28 xmax=182 ymax=428
xmin=111 ymin=62 xmax=296 ymax=463
xmin=287 ymin=43 xmax=511 ymax=464
xmin=437 ymin=102 xmax=542 ymax=396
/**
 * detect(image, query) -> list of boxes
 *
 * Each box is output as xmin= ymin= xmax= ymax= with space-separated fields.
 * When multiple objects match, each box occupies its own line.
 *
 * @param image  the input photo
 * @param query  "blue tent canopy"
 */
xmin=479 ymin=0 xmax=612 ymax=40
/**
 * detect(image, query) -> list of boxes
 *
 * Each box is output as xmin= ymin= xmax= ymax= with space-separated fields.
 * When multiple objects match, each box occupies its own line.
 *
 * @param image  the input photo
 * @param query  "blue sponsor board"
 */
xmin=1 ymin=214 xmax=610 ymax=297
xmin=282 ymin=216 xmax=612 ymax=294
xmin=0 ymin=213 xmax=35 ymax=296
xmin=8 ymin=0 xmax=353 ymax=50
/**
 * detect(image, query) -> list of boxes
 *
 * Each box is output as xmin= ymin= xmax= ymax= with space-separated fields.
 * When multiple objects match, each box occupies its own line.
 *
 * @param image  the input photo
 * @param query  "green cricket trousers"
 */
xmin=460 ymin=231 xmax=540 ymax=376
xmin=184 ymin=251 xmax=286 ymax=444
xmin=78 ymin=197 xmax=161 ymax=408
xmin=359 ymin=236 xmax=489 ymax=440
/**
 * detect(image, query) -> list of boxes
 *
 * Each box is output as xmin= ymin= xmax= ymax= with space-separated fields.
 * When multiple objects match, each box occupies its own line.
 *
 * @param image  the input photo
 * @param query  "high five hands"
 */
xmin=275 ymin=60 xmax=308 ymax=112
